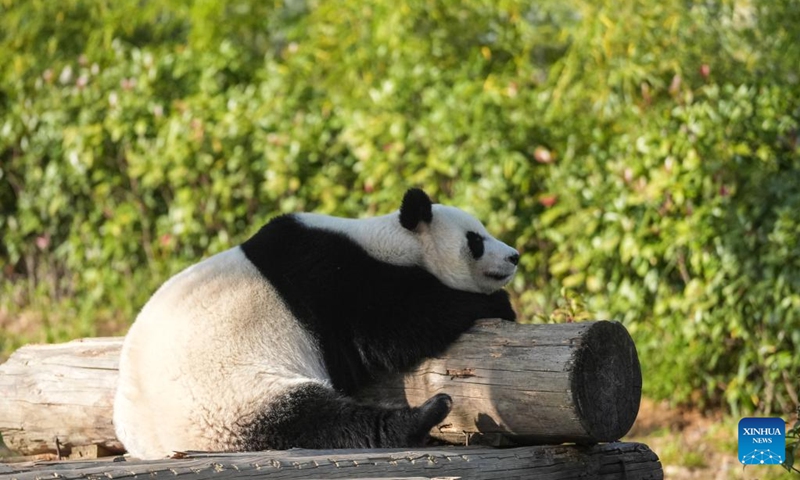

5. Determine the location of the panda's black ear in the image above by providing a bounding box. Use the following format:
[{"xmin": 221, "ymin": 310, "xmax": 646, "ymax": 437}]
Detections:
[{"xmin": 399, "ymin": 188, "xmax": 433, "ymax": 231}]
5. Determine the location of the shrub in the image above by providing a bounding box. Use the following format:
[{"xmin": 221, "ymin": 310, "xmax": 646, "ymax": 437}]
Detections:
[{"xmin": 1, "ymin": 0, "xmax": 798, "ymax": 414}]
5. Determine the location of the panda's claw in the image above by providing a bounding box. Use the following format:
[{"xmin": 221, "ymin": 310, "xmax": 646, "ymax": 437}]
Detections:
[{"xmin": 415, "ymin": 393, "xmax": 453, "ymax": 433}]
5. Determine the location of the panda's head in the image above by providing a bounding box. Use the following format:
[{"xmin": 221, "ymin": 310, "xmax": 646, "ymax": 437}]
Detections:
[{"xmin": 399, "ymin": 189, "xmax": 519, "ymax": 294}]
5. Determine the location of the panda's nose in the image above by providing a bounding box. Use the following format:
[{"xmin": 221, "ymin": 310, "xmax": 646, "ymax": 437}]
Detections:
[{"xmin": 507, "ymin": 253, "xmax": 520, "ymax": 266}]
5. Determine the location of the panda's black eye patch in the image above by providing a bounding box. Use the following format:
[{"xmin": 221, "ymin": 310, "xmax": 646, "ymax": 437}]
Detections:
[{"xmin": 466, "ymin": 231, "xmax": 484, "ymax": 259}]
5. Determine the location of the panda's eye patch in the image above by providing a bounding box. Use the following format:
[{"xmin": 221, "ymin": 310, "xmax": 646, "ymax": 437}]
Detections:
[{"xmin": 466, "ymin": 231, "xmax": 485, "ymax": 259}]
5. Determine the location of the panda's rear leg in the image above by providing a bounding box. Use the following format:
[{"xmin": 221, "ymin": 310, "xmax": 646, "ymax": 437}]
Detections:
[{"xmin": 241, "ymin": 383, "xmax": 452, "ymax": 450}]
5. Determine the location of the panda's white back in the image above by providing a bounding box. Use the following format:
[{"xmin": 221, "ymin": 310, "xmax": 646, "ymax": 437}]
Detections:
[{"xmin": 114, "ymin": 247, "xmax": 328, "ymax": 459}]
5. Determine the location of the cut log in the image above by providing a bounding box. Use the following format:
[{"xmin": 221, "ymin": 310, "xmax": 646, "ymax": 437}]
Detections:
[
  {"xmin": 0, "ymin": 320, "xmax": 642, "ymax": 456},
  {"xmin": 2, "ymin": 443, "xmax": 663, "ymax": 480},
  {"xmin": 0, "ymin": 337, "xmax": 123, "ymax": 457},
  {"xmin": 358, "ymin": 320, "xmax": 642, "ymax": 446}
]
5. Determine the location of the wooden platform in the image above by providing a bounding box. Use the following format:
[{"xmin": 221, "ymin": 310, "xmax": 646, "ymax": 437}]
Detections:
[
  {"xmin": 1, "ymin": 443, "xmax": 662, "ymax": 479},
  {"xmin": 0, "ymin": 323, "xmax": 657, "ymax": 478}
]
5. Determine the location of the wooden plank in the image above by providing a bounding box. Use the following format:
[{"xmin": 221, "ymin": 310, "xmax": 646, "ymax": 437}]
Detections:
[
  {"xmin": 2, "ymin": 443, "xmax": 662, "ymax": 480},
  {"xmin": 0, "ymin": 320, "xmax": 642, "ymax": 456}
]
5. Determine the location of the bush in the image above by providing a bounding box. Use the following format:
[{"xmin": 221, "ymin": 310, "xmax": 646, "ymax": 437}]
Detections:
[{"xmin": 1, "ymin": 0, "xmax": 798, "ymax": 415}]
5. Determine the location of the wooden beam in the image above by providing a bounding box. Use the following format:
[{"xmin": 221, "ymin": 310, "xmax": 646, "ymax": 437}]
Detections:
[
  {"xmin": 0, "ymin": 320, "xmax": 642, "ymax": 456},
  {"xmin": 2, "ymin": 443, "xmax": 663, "ymax": 480}
]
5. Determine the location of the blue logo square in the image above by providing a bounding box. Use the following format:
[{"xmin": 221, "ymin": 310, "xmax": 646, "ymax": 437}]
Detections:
[{"xmin": 738, "ymin": 417, "xmax": 785, "ymax": 465}]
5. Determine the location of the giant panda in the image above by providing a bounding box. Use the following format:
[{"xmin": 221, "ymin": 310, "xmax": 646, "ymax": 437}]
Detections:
[{"xmin": 114, "ymin": 188, "xmax": 519, "ymax": 459}]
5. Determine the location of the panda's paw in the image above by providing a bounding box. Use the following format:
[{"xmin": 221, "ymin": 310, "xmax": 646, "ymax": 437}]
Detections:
[
  {"xmin": 409, "ymin": 393, "xmax": 452, "ymax": 444},
  {"xmin": 419, "ymin": 393, "xmax": 453, "ymax": 425},
  {"xmin": 488, "ymin": 290, "xmax": 517, "ymax": 321}
]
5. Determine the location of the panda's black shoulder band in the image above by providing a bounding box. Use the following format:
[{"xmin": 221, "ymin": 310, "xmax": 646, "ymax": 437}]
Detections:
[{"xmin": 399, "ymin": 188, "xmax": 433, "ymax": 231}]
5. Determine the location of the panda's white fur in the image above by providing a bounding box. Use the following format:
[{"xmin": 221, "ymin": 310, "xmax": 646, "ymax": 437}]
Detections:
[
  {"xmin": 114, "ymin": 247, "xmax": 330, "ymax": 458},
  {"xmin": 114, "ymin": 189, "xmax": 517, "ymax": 459}
]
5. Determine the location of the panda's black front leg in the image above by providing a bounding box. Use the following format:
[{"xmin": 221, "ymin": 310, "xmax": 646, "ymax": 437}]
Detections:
[
  {"xmin": 331, "ymin": 285, "xmax": 516, "ymax": 393},
  {"xmin": 435, "ymin": 288, "xmax": 516, "ymax": 328},
  {"xmin": 420, "ymin": 288, "xmax": 516, "ymax": 355},
  {"xmin": 482, "ymin": 289, "xmax": 517, "ymax": 322},
  {"xmin": 376, "ymin": 288, "xmax": 514, "ymax": 370}
]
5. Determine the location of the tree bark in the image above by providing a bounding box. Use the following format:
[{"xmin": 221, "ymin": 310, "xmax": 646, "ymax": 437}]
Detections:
[{"xmin": 0, "ymin": 320, "xmax": 641, "ymax": 456}]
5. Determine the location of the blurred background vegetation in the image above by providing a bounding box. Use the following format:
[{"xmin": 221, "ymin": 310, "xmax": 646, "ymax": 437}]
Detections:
[{"xmin": 0, "ymin": 0, "xmax": 798, "ymax": 418}]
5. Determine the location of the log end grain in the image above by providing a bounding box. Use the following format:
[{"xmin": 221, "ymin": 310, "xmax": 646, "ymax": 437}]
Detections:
[{"xmin": 571, "ymin": 321, "xmax": 642, "ymax": 442}]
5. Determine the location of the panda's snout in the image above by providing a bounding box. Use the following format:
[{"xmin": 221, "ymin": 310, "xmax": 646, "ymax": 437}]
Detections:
[{"xmin": 506, "ymin": 252, "xmax": 520, "ymax": 266}]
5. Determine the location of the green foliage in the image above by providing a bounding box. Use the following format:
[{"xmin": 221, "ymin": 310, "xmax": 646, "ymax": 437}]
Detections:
[
  {"xmin": 1, "ymin": 0, "xmax": 798, "ymax": 414},
  {"xmin": 786, "ymin": 409, "xmax": 800, "ymax": 474}
]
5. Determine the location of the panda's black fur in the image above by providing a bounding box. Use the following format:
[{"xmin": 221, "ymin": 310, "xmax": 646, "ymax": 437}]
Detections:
[
  {"xmin": 114, "ymin": 189, "xmax": 518, "ymax": 458},
  {"xmin": 241, "ymin": 214, "xmax": 515, "ymax": 395},
  {"xmin": 241, "ymin": 383, "xmax": 455, "ymax": 450}
]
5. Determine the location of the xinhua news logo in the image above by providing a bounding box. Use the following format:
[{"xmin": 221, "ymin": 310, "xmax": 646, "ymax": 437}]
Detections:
[{"xmin": 738, "ymin": 417, "xmax": 785, "ymax": 465}]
